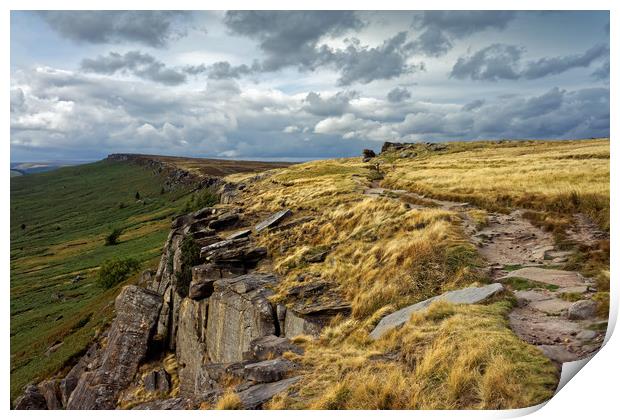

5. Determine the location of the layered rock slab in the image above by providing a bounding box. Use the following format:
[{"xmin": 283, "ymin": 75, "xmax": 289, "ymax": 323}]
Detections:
[{"xmin": 66, "ymin": 286, "xmax": 162, "ymax": 409}]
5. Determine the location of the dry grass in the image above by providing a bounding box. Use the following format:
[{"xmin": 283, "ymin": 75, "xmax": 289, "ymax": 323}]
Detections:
[
  {"xmin": 273, "ymin": 301, "xmax": 556, "ymax": 409},
  {"xmin": 214, "ymin": 390, "xmax": 243, "ymax": 410},
  {"xmin": 232, "ymin": 151, "xmax": 564, "ymax": 409},
  {"xmin": 380, "ymin": 139, "xmax": 609, "ymax": 231}
]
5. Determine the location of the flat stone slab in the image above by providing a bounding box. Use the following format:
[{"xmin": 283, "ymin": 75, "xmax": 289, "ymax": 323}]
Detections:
[
  {"xmin": 255, "ymin": 209, "xmax": 292, "ymax": 232},
  {"xmin": 369, "ymin": 283, "xmax": 504, "ymax": 340},
  {"xmin": 501, "ymin": 267, "xmax": 584, "ymax": 288},
  {"xmin": 226, "ymin": 229, "xmax": 252, "ymax": 240},
  {"xmin": 237, "ymin": 376, "xmax": 300, "ymax": 409},
  {"xmin": 529, "ymin": 298, "xmax": 572, "ymax": 315}
]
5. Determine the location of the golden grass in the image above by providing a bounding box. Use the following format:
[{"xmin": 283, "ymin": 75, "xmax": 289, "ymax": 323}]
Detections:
[
  {"xmin": 215, "ymin": 390, "xmax": 243, "ymax": 410},
  {"xmin": 273, "ymin": 301, "xmax": 556, "ymax": 409},
  {"xmin": 381, "ymin": 139, "xmax": 609, "ymax": 230},
  {"xmin": 230, "ymin": 140, "xmax": 605, "ymax": 409}
]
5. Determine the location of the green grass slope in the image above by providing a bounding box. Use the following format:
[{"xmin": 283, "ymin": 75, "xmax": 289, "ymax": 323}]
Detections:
[{"xmin": 10, "ymin": 160, "xmax": 192, "ymax": 401}]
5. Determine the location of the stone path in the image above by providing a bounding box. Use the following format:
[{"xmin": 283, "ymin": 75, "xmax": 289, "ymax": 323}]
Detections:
[{"xmin": 363, "ymin": 181, "xmax": 606, "ymax": 364}]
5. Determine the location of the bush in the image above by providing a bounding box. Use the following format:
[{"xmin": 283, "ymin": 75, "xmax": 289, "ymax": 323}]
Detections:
[
  {"xmin": 97, "ymin": 258, "xmax": 141, "ymax": 289},
  {"xmin": 135, "ymin": 191, "xmax": 141, "ymax": 200},
  {"xmin": 105, "ymin": 228, "xmax": 124, "ymax": 246},
  {"xmin": 175, "ymin": 235, "xmax": 202, "ymax": 297}
]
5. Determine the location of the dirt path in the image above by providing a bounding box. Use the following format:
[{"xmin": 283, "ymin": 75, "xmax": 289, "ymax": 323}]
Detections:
[{"xmin": 363, "ymin": 182, "xmax": 606, "ymax": 364}]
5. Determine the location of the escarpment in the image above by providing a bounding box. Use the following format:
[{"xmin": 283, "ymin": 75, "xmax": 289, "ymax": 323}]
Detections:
[{"xmin": 17, "ymin": 178, "xmax": 331, "ymax": 410}]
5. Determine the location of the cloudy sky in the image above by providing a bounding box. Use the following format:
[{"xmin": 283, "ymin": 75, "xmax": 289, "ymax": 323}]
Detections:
[{"xmin": 10, "ymin": 10, "xmax": 610, "ymax": 162}]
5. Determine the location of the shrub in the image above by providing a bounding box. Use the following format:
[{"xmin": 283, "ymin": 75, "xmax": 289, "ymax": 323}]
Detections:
[
  {"xmin": 105, "ymin": 228, "xmax": 124, "ymax": 246},
  {"xmin": 176, "ymin": 235, "xmax": 201, "ymax": 297},
  {"xmin": 135, "ymin": 191, "xmax": 141, "ymax": 200},
  {"xmin": 97, "ymin": 258, "xmax": 141, "ymax": 289}
]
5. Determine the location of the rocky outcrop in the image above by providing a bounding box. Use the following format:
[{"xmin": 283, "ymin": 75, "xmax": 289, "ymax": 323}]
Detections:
[
  {"xmin": 66, "ymin": 286, "xmax": 162, "ymax": 409},
  {"xmin": 106, "ymin": 154, "xmax": 221, "ymax": 192},
  {"xmin": 206, "ymin": 274, "xmax": 279, "ymax": 363},
  {"xmin": 14, "ymin": 385, "xmax": 47, "ymax": 409},
  {"xmin": 370, "ymin": 283, "xmax": 505, "ymax": 340}
]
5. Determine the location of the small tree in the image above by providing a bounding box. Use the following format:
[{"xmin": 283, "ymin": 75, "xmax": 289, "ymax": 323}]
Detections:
[
  {"xmin": 135, "ymin": 191, "xmax": 141, "ymax": 200},
  {"xmin": 20, "ymin": 223, "xmax": 26, "ymax": 230},
  {"xmin": 97, "ymin": 258, "xmax": 141, "ymax": 289},
  {"xmin": 105, "ymin": 228, "xmax": 123, "ymax": 246}
]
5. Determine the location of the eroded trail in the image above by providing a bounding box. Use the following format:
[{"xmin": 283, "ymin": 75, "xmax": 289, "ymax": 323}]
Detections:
[{"xmin": 363, "ymin": 181, "xmax": 605, "ymax": 364}]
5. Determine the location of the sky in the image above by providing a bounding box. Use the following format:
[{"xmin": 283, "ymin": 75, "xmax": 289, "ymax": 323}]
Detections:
[{"xmin": 10, "ymin": 10, "xmax": 610, "ymax": 162}]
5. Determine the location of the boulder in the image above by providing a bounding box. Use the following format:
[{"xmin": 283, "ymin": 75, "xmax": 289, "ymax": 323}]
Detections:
[
  {"xmin": 255, "ymin": 209, "xmax": 292, "ymax": 232},
  {"xmin": 369, "ymin": 283, "xmax": 504, "ymax": 340},
  {"xmin": 243, "ymin": 335, "xmax": 303, "ymax": 361},
  {"xmin": 66, "ymin": 286, "xmax": 162, "ymax": 409},
  {"xmin": 14, "ymin": 385, "xmax": 47, "ymax": 410},
  {"xmin": 568, "ymin": 300, "xmax": 598, "ymax": 320},
  {"xmin": 243, "ymin": 359, "xmax": 297, "ymax": 383},
  {"xmin": 206, "ymin": 274, "xmax": 279, "ymax": 363},
  {"xmin": 236, "ymin": 377, "xmax": 300, "ymax": 409},
  {"xmin": 143, "ymin": 368, "xmax": 171, "ymax": 394}
]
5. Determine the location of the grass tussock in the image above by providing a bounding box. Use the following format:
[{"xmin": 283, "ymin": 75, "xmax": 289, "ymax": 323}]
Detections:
[{"xmin": 215, "ymin": 390, "xmax": 243, "ymax": 410}]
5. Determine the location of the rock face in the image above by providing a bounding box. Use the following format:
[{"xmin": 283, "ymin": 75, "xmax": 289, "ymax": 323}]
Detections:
[
  {"xmin": 66, "ymin": 286, "xmax": 162, "ymax": 409},
  {"xmin": 176, "ymin": 298, "xmax": 210, "ymax": 396},
  {"xmin": 206, "ymin": 274, "xmax": 279, "ymax": 363},
  {"xmin": 143, "ymin": 368, "xmax": 171, "ymax": 394},
  {"xmin": 370, "ymin": 283, "xmax": 505, "ymax": 340}
]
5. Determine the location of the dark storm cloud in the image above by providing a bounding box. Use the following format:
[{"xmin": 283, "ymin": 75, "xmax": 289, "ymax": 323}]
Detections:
[
  {"xmin": 521, "ymin": 43, "xmax": 609, "ymax": 79},
  {"xmin": 387, "ymin": 87, "xmax": 412, "ymax": 103},
  {"xmin": 39, "ymin": 11, "xmax": 191, "ymax": 47},
  {"xmin": 408, "ymin": 11, "xmax": 516, "ymax": 56},
  {"xmin": 323, "ymin": 32, "xmax": 425, "ymax": 85},
  {"xmin": 451, "ymin": 44, "xmax": 523, "ymax": 81},
  {"xmin": 81, "ymin": 51, "xmax": 187, "ymax": 85},
  {"xmin": 462, "ymin": 99, "xmax": 484, "ymax": 111},
  {"xmin": 451, "ymin": 43, "xmax": 608, "ymax": 81},
  {"xmin": 223, "ymin": 11, "xmax": 422, "ymax": 85},
  {"xmin": 303, "ymin": 91, "xmax": 359, "ymax": 116},
  {"xmin": 224, "ymin": 11, "xmax": 363, "ymax": 71}
]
